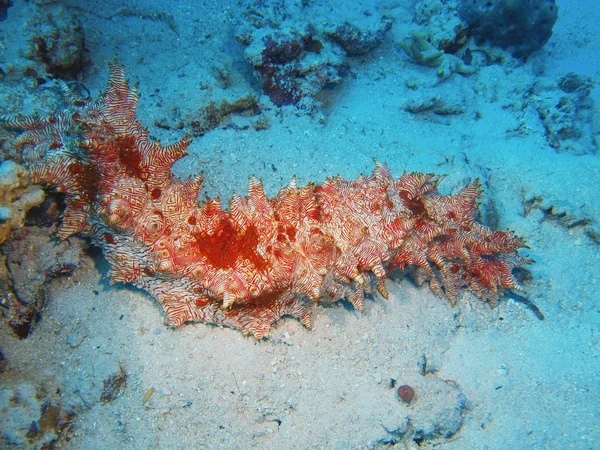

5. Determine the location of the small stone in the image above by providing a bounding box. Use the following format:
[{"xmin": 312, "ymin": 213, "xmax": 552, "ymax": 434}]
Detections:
[
  {"xmin": 397, "ymin": 385, "xmax": 415, "ymax": 404},
  {"xmin": 497, "ymin": 364, "xmax": 509, "ymax": 376}
]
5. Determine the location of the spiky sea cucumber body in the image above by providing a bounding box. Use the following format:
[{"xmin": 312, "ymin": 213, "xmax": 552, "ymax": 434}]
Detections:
[{"xmin": 1, "ymin": 63, "xmax": 527, "ymax": 338}]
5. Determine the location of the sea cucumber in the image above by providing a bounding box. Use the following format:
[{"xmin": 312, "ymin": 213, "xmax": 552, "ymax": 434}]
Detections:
[{"xmin": 0, "ymin": 62, "xmax": 528, "ymax": 338}]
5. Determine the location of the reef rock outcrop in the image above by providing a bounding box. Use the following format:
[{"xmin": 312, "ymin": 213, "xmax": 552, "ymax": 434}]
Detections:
[{"xmin": 458, "ymin": 0, "xmax": 558, "ymax": 59}]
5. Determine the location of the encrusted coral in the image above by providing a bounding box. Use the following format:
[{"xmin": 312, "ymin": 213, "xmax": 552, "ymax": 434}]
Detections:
[
  {"xmin": 0, "ymin": 160, "xmax": 45, "ymax": 244},
  {"xmin": 1, "ymin": 63, "xmax": 528, "ymax": 338}
]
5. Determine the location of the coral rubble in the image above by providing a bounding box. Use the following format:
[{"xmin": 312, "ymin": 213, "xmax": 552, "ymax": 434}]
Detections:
[{"xmin": 1, "ymin": 63, "xmax": 528, "ymax": 338}]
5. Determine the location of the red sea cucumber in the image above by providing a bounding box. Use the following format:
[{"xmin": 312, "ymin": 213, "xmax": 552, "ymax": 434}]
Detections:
[{"xmin": 0, "ymin": 62, "xmax": 528, "ymax": 338}]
